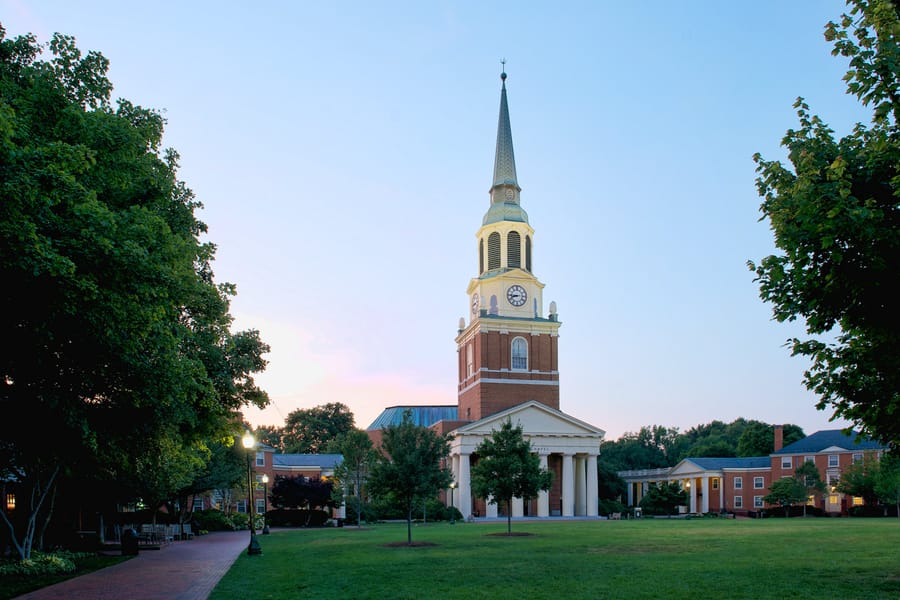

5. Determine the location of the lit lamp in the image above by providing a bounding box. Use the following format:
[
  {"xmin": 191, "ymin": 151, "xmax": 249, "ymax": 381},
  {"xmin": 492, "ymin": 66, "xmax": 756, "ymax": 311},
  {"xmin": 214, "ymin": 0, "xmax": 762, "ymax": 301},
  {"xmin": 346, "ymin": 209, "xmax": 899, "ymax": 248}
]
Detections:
[
  {"xmin": 241, "ymin": 431, "xmax": 262, "ymax": 555},
  {"xmin": 261, "ymin": 474, "xmax": 270, "ymax": 534},
  {"xmin": 6, "ymin": 493, "xmax": 14, "ymax": 512},
  {"xmin": 449, "ymin": 482, "xmax": 456, "ymax": 525}
]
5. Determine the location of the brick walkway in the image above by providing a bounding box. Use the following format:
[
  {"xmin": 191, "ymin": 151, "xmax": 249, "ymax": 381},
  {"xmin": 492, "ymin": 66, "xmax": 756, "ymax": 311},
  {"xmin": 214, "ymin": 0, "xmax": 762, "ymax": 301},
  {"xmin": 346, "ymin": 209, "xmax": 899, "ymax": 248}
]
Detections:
[{"xmin": 13, "ymin": 530, "xmax": 250, "ymax": 600}]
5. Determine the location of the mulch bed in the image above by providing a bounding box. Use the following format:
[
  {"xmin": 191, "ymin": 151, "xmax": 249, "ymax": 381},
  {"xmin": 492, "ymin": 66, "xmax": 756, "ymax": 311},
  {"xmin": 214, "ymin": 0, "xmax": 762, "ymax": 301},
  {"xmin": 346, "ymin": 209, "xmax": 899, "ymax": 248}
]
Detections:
[{"xmin": 382, "ymin": 541, "xmax": 439, "ymax": 547}]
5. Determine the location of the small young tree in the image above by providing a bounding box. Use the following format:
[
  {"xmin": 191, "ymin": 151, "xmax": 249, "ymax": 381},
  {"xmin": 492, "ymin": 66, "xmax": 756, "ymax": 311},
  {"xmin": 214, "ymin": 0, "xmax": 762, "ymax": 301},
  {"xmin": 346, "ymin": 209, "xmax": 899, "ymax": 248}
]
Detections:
[
  {"xmin": 874, "ymin": 453, "xmax": 900, "ymax": 518},
  {"xmin": 331, "ymin": 429, "xmax": 376, "ymax": 527},
  {"xmin": 470, "ymin": 420, "xmax": 552, "ymax": 534},
  {"xmin": 794, "ymin": 462, "xmax": 827, "ymax": 516},
  {"xmin": 367, "ymin": 411, "xmax": 451, "ymax": 545},
  {"xmin": 639, "ymin": 482, "xmax": 687, "ymax": 516},
  {"xmin": 764, "ymin": 477, "xmax": 808, "ymax": 517}
]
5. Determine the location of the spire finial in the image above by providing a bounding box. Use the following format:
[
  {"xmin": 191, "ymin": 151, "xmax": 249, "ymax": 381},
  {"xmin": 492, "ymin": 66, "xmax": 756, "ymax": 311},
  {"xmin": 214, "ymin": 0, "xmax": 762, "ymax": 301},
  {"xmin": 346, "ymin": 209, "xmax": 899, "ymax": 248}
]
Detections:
[{"xmin": 500, "ymin": 58, "xmax": 507, "ymax": 84}]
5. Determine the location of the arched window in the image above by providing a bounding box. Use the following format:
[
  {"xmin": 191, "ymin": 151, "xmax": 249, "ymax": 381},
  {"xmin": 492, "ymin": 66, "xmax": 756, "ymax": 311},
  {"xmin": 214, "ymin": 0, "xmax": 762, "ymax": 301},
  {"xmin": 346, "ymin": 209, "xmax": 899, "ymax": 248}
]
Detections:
[
  {"xmin": 479, "ymin": 238, "xmax": 484, "ymax": 274},
  {"xmin": 487, "ymin": 232, "xmax": 501, "ymax": 270},
  {"xmin": 507, "ymin": 231, "xmax": 521, "ymax": 268},
  {"xmin": 525, "ymin": 235, "xmax": 532, "ymax": 272},
  {"xmin": 466, "ymin": 343, "xmax": 474, "ymax": 377},
  {"xmin": 511, "ymin": 337, "xmax": 528, "ymax": 370}
]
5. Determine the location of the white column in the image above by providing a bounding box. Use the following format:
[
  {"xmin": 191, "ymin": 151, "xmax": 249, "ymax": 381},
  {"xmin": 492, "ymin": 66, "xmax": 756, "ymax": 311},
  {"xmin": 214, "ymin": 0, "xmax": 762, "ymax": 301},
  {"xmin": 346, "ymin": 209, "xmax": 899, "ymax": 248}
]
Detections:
[
  {"xmin": 627, "ymin": 481, "xmax": 634, "ymax": 507},
  {"xmin": 719, "ymin": 478, "xmax": 724, "ymax": 511},
  {"xmin": 701, "ymin": 476, "xmax": 710, "ymax": 513},
  {"xmin": 459, "ymin": 453, "xmax": 472, "ymax": 520},
  {"xmin": 562, "ymin": 453, "xmax": 575, "ymax": 517},
  {"xmin": 640, "ymin": 481, "xmax": 648, "ymax": 503},
  {"xmin": 486, "ymin": 498, "xmax": 498, "ymax": 518},
  {"xmin": 451, "ymin": 455, "xmax": 459, "ymax": 508},
  {"xmin": 586, "ymin": 454, "xmax": 598, "ymax": 516},
  {"xmin": 538, "ymin": 454, "xmax": 550, "ymax": 516},
  {"xmin": 512, "ymin": 497, "xmax": 524, "ymax": 517},
  {"xmin": 689, "ymin": 479, "xmax": 697, "ymax": 514},
  {"xmin": 574, "ymin": 456, "xmax": 586, "ymax": 515}
]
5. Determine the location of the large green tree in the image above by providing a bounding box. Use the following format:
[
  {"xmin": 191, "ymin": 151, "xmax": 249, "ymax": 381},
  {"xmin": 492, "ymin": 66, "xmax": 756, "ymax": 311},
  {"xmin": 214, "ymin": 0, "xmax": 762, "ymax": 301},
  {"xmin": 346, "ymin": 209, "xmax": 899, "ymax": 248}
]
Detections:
[
  {"xmin": 875, "ymin": 452, "xmax": 900, "ymax": 516},
  {"xmin": 750, "ymin": 0, "xmax": 900, "ymax": 448},
  {"xmin": 470, "ymin": 420, "xmax": 552, "ymax": 534},
  {"xmin": 794, "ymin": 462, "xmax": 827, "ymax": 516},
  {"xmin": 282, "ymin": 402, "xmax": 355, "ymax": 454},
  {"xmin": 0, "ymin": 28, "xmax": 269, "ymax": 559},
  {"xmin": 367, "ymin": 411, "xmax": 451, "ymax": 545},
  {"xmin": 837, "ymin": 456, "xmax": 881, "ymax": 505},
  {"xmin": 638, "ymin": 482, "xmax": 687, "ymax": 516}
]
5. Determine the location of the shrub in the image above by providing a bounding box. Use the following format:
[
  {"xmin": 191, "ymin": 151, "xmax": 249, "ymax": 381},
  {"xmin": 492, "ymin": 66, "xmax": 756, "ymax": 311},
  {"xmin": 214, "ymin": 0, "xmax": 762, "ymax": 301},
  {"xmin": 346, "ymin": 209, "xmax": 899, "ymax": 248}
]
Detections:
[
  {"xmin": 0, "ymin": 551, "xmax": 86, "ymax": 576},
  {"xmin": 193, "ymin": 509, "xmax": 237, "ymax": 531},
  {"xmin": 599, "ymin": 499, "xmax": 626, "ymax": 516},
  {"xmin": 266, "ymin": 508, "xmax": 330, "ymax": 527}
]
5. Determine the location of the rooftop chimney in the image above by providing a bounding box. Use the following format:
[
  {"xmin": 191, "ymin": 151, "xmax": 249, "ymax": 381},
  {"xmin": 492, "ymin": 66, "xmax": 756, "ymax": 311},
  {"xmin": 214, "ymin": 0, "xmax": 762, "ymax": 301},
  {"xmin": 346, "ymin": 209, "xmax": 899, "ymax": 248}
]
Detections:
[{"xmin": 774, "ymin": 425, "xmax": 784, "ymax": 452}]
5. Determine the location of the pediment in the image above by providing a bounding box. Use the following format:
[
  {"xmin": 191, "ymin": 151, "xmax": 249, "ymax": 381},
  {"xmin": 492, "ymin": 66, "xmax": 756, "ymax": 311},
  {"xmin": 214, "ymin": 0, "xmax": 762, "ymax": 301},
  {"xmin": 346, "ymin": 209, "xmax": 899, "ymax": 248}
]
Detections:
[
  {"xmin": 820, "ymin": 445, "xmax": 848, "ymax": 453},
  {"xmin": 669, "ymin": 459, "xmax": 708, "ymax": 477},
  {"xmin": 454, "ymin": 401, "xmax": 605, "ymax": 438}
]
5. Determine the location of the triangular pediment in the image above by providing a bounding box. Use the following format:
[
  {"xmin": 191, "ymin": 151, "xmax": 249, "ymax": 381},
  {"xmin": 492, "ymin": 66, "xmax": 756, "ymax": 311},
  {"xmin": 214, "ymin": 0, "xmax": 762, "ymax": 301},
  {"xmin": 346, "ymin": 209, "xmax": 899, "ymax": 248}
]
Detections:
[
  {"xmin": 454, "ymin": 401, "xmax": 604, "ymax": 438},
  {"xmin": 820, "ymin": 445, "xmax": 848, "ymax": 453},
  {"xmin": 669, "ymin": 460, "xmax": 707, "ymax": 477}
]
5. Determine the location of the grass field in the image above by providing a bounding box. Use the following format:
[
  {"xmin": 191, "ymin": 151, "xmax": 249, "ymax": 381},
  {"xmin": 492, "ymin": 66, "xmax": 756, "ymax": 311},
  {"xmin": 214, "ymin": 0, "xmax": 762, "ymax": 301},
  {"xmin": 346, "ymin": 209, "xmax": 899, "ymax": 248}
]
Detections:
[{"xmin": 209, "ymin": 518, "xmax": 900, "ymax": 599}]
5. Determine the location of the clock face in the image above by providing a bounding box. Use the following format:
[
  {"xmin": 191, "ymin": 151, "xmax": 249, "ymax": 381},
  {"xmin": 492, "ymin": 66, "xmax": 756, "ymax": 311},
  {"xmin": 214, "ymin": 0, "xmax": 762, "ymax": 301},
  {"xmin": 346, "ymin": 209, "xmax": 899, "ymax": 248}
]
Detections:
[
  {"xmin": 507, "ymin": 285, "xmax": 527, "ymax": 307},
  {"xmin": 471, "ymin": 293, "xmax": 480, "ymax": 314}
]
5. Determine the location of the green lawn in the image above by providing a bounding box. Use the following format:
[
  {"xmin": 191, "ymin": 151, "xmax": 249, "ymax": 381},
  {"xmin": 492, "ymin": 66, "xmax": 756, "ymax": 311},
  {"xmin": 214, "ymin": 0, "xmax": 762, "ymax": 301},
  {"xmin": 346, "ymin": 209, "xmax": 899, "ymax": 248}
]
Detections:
[{"xmin": 210, "ymin": 518, "xmax": 900, "ymax": 599}]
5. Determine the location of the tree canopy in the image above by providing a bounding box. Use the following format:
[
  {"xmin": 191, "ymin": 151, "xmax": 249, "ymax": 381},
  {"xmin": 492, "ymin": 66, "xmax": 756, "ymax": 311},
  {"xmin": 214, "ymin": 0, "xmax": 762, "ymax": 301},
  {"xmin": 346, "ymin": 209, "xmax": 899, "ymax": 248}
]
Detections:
[
  {"xmin": 330, "ymin": 429, "xmax": 376, "ymax": 526},
  {"xmin": 367, "ymin": 411, "xmax": 451, "ymax": 545},
  {"xmin": 750, "ymin": 0, "xmax": 900, "ymax": 448},
  {"xmin": 0, "ymin": 28, "xmax": 269, "ymax": 559},
  {"xmin": 470, "ymin": 420, "xmax": 552, "ymax": 534},
  {"xmin": 281, "ymin": 402, "xmax": 355, "ymax": 454}
]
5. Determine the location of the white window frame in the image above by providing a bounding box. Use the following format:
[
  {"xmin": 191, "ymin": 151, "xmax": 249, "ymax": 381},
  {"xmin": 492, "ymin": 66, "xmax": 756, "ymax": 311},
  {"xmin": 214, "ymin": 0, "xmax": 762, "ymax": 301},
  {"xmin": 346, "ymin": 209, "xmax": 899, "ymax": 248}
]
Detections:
[
  {"xmin": 511, "ymin": 336, "xmax": 528, "ymax": 371},
  {"xmin": 852, "ymin": 453, "xmax": 863, "ymax": 463},
  {"xmin": 734, "ymin": 495, "xmax": 743, "ymax": 508},
  {"xmin": 805, "ymin": 455, "xmax": 816, "ymax": 464},
  {"xmin": 753, "ymin": 477, "xmax": 764, "ymax": 489},
  {"xmin": 712, "ymin": 478, "xmax": 719, "ymax": 490},
  {"xmin": 237, "ymin": 499, "xmax": 248, "ymax": 514},
  {"xmin": 192, "ymin": 496, "xmax": 204, "ymax": 511},
  {"xmin": 828, "ymin": 454, "xmax": 839, "ymax": 468},
  {"xmin": 753, "ymin": 496, "xmax": 764, "ymax": 508},
  {"xmin": 255, "ymin": 452, "xmax": 265, "ymax": 467},
  {"xmin": 734, "ymin": 476, "xmax": 742, "ymax": 490},
  {"xmin": 255, "ymin": 498, "xmax": 266, "ymax": 514},
  {"xmin": 466, "ymin": 343, "xmax": 474, "ymax": 378},
  {"xmin": 781, "ymin": 456, "xmax": 792, "ymax": 469}
]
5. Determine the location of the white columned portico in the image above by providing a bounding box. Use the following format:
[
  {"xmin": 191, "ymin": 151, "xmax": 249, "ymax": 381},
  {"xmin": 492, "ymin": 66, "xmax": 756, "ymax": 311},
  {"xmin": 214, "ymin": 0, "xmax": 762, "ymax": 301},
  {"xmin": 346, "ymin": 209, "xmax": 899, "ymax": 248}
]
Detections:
[
  {"xmin": 562, "ymin": 453, "xmax": 575, "ymax": 517},
  {"xmin": 575, "ymin": 456, "xmax": 586, "ymax": 515},
  {"xmin": 538, "ymin": 454, "xmax": 550, "ymax": 516},
  {"xmin": 701, "ymin": 476, "xmax": 709, "ymax": 513},
  {"xmin": 512, "ymin": 497, "xmax": 524, "ymax": 517},
  {"xmin": 719, "ymin": 478, "xmax": 724, "ymax": 510},
  {"xmin": 689, "ymin": 478, "xmax": 697, "ymax": 514},
  {"xmin": 586, "ymin": 454, "xmax": 598, "ymax": 516},
  {"xmin": 458, "ymin": 453, "xmax": 472, "ymax": 519}
]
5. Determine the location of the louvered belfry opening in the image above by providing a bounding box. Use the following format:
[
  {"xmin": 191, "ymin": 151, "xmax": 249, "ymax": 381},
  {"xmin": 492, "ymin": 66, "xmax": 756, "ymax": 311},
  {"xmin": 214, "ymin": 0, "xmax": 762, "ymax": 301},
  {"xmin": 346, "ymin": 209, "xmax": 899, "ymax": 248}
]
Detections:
[
  {"xmin": 525, "ymin": 235, "xmax": 532, "ymax": 272},
  {"xmin": 507, "ymin": 231, "xmax": 521, "ymax": 268},
  {"xmin": 487, "ymin": 232, "xmax": 501, "ymax": 270}
]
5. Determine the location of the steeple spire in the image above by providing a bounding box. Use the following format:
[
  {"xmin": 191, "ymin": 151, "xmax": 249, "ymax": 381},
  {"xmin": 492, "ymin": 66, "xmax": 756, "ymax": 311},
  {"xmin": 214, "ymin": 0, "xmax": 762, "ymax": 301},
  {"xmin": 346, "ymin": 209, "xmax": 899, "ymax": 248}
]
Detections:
[
  {"xmin": 483, "ymin": 65, "xmax": 528, "ymax": 225},
  {"xmin": 492, "ymin": 66, "xmax": 518, "ymax": 191}
]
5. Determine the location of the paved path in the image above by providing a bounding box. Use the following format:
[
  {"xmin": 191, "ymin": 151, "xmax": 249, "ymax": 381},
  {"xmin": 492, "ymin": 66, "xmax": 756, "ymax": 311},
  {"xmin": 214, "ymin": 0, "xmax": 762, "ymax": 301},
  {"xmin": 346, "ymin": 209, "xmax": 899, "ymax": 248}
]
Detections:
[{"xmin": 14, "ymin": 530, "xmax": 250, "ymax": 600}]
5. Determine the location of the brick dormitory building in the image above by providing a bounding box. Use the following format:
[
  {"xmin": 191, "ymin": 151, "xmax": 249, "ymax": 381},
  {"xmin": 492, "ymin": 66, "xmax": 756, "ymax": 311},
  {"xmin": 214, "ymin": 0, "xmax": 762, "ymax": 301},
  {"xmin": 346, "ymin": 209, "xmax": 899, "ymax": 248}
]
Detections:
[{"xmin": 618, "ymin": 426, "xmax": 887, "ymax": 516}]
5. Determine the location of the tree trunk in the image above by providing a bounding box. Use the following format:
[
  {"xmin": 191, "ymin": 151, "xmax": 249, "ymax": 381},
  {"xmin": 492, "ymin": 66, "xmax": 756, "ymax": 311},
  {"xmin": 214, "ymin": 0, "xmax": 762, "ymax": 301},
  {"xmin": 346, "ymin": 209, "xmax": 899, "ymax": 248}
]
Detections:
[{"xmin": 406, "ymin": 506, "xmax": 413, "ymax": 545}]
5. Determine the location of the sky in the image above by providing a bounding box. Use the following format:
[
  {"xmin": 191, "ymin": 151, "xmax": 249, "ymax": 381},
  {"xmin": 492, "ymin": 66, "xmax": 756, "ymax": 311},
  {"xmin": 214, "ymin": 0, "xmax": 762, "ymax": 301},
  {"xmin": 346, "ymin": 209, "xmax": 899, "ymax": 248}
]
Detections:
[{"xmin": 2, "ymin": 1, "xmax": 868, "ymax": 440}]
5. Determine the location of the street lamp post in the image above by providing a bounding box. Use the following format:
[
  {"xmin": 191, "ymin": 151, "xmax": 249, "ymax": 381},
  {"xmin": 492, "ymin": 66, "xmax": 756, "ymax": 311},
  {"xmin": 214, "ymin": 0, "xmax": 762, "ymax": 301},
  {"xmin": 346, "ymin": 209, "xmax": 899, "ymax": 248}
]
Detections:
[
  {"xmin": 449, "ymin": 482, "xmax": 457, "ymax": 525},
  {"xmin": 261, "ymin": 474, "xmax": 270, "ymax": 534},
  {"xmin": 242, "ymin": 431, "xmax": 262, "ymax": 555}
]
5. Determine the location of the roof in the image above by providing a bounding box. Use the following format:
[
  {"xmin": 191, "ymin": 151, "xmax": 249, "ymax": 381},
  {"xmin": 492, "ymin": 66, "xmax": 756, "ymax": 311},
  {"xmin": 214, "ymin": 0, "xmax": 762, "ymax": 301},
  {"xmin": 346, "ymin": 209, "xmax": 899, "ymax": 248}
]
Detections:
[
  {"xmin": 366, "ymin": 405, "xmax": 459, "ymax": 430},
  {"xmin": 273, "ymin": 454, "xmax": 343, "ymax": 469},
  {"xmin": 686, "ymin": 457, "xmax": 771, "ymax": 470},
  {"xmin": 774, "ymin": 429, "xmax": 885, "ymax": 455}
]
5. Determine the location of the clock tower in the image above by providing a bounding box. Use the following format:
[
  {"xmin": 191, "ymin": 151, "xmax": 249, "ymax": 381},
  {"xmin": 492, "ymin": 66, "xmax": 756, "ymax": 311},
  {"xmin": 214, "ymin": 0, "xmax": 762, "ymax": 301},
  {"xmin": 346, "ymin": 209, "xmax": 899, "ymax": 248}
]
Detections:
[{"xmin": 456, "ymin": 70, "xmax": 561, "ymax": 422}]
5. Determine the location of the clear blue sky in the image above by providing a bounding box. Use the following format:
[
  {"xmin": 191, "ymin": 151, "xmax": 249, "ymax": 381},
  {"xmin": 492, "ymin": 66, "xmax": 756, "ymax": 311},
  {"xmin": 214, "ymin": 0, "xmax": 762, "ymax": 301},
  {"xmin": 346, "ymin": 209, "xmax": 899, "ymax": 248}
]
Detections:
[{"xmin": 3, "ymin": 1, "xmax": 866, "ymax": 439}]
